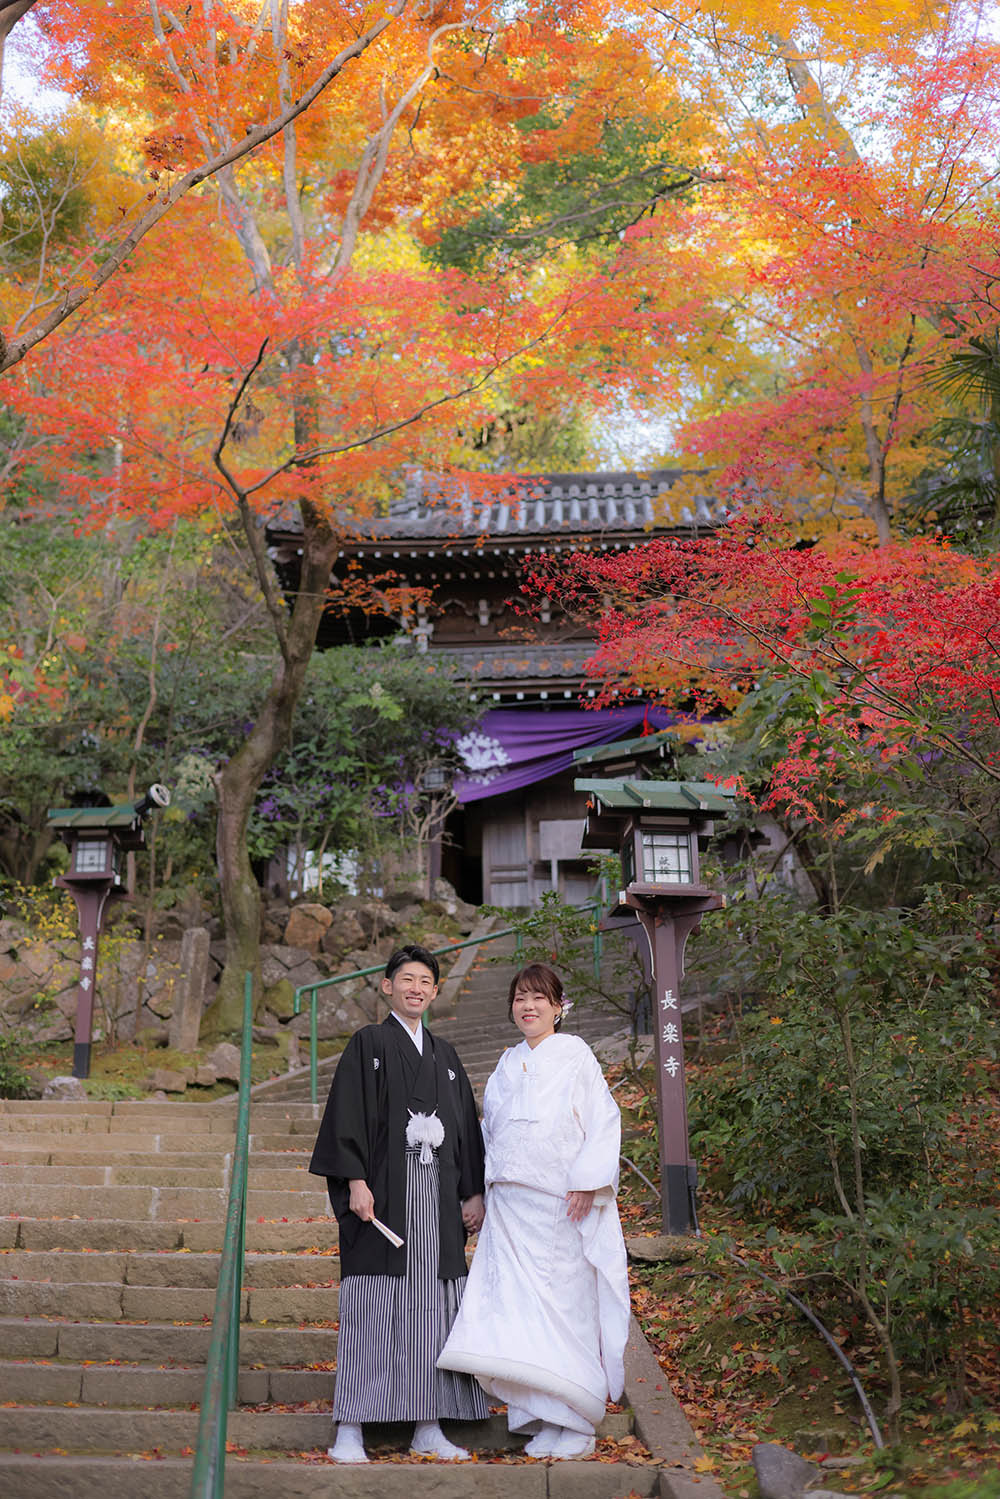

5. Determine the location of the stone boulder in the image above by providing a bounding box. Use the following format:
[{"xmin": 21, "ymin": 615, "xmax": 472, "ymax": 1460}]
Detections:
[
  {"xmin": 205, "ymin": 1041, "xmax": 241, "ymax": 1083},
  {"xmin": 42, "ymin": 1075, "xmax": 87, "ymax": 1100},
  {"xmin": 261, "ymin": 905, "xmax": 291, "ymax": 944},
  {"xmin": 263, "ymin": 978, "xmax": 296, "ymax": 1020},
  {"xmin": 34, "ymin": 1015, "xmax": 73, "ymax": 1043},
  {"xmin": 288, "ymin": 977, "xmax": 380, "ymax": 1040},
  {"xmin": 284, "ymin": 903, "xmax": 333, "ymax": 953},
  {"xmin": 147, "ymin": 1068, "xmax": 188, "ymax": 1094},
  {"xmin": 261, "ymin": 945, "xmax": 326, "ymax": 993},
  {"xmin": 0, "ymin": 916, "xmax": 23, "ymax": 949},
  {"xmin": 385, "ymin": 880, "xmax": 425, "ymax": 910},
  {"xmin": 752, "ymin": 1444, "xmax": 821, "ymax": 1499},
  {"xmin": 336, "ymin": 896, "xmax": 401, "ymax": 942},
  {"xmin": 320, "ymin": 908, "xmax": 367, "ymax": 960},
  {"xmin": 624, "ymin": 1234, "xmax": 700, "ymax": 1265},
  {"xmin": 429, "ymin": 878, "xmax": 480, "ymax": 931}
]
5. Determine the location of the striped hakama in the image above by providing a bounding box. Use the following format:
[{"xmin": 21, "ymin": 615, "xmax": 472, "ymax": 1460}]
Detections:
[{"xmin": 333, "ymin": 1146, "xmax": 490, "ymax": 1424}]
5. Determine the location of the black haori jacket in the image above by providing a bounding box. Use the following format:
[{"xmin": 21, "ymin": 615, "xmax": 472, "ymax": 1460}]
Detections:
[{"xmin": 308, "ymin": 1016, "xmax": 485, "ymax": 1279}]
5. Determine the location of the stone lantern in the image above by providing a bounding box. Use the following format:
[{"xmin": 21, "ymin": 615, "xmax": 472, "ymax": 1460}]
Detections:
[
  {"xmin": 46, "ymin": 786, "xmax": 170, "ymax": 1078},
  {"xmin": 575, "ymin": 777, "xmax": 736, "ymax": 1235}
]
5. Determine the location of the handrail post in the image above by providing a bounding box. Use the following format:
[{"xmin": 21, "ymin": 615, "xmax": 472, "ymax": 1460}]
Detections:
[
  {"xmin": 310, "ymin": 988, "xmax": 318, "ymax": 1107},
  {"xmin": 189, "ymin": 971, "xmax": 254, "ymax": 1497},
  {"xmin": 227, "ymin": 971, "xmax": 252, "ymax": 1408}
]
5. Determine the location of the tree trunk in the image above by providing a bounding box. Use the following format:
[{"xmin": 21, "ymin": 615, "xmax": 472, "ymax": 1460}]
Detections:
[{"xmin": 202, "ymin": 497, "xmax": 337, "ymax": 1035}]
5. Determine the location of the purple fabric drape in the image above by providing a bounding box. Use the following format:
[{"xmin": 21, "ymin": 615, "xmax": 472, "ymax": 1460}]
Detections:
[{"xmin": 454, "ymin": 706, "xmax": 678, "ymax": 803}]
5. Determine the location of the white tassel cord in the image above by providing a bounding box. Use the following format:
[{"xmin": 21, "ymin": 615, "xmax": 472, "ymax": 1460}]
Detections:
[{"xmin": 406, "ymin": 1110, "xmax": 444, "ymax": 1164}]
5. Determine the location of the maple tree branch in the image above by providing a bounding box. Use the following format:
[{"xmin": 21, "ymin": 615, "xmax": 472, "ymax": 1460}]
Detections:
[
  {"xmin": 0, "ymin": 1, "xmax": 407, "ymax": 376},
  {"xmin": 233, "ymin": 296, "xmax": 587, "ymax": 499},
  {"xmin": 212, "ymin": 339, "xmax": 291, "ymax": 658},
  {"xmin": 0, "ymin": 0, "xmax": 34, "ymax": 110},
  {"xmin": 273, "ymin": 0, "xmax": 306, "ymax": 273}
]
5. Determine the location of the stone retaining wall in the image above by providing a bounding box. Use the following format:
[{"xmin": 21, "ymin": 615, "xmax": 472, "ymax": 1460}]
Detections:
[{"xmin": 0, "ymin": 880, "xmax": 480, "ymax": 1049}]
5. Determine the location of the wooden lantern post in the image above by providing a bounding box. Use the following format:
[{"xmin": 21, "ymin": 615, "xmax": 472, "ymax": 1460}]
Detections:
[
  {"xmin": 46, "ymin": 786, "xmax": 170, "ymax": 1079},
  {"xmin": 575, "ymin": 777, "xmax": 736, "ymax": 1236}
]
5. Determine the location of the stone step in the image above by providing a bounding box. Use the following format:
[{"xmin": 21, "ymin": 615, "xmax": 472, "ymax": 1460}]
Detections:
[
  {"xmin": 0, "ymin": 1162, "xmax": 226, "ymax": 1188},
  {"xmin": 0, "ymin": 1119, "xmax": 237, "ymax": 1141},
  {"xmin": 0, "ymin": 1139, "xmax": 313, "ymax": 1163},
  {"xmin": 0, "ymin": 1277, "xmax": 341, "ymax": 1323},
  {"xmin": 0, "ymin": 1108, "xmax": 239, "ymax": 1128},
  {"xmin": 0, "ymin": 1249, "xmax": 340, "ymax": 1288},
  {"xmin": 0, "ymin": 1277, "xmax": 236, "ymax": 1322},
  {"xmin": 0, "ymin": 1315, "xmax": 337, "ymax": 1365},
  {"xmin": 0, "ymin": 1359, "xmax": 332, "ymax": 1407},
  {"xmin": 0, "ymin": 1404, "xmax": 632, "ymax": 1458},
  {"xmin": 0, "ymin": 1184, "xmax": 330, "ymax": 1219},
  {"xmin": 0, "ymin": 1145, "xmax": 241, "ymax": 1169},
  {"xmin": 0, "ymin": 1452, "xmax": 658, "ymax": 1499},
  {"xmin": 0, "ymin": 1134, "xmax": 237, "ymax": 1158},
  {"xmin": 252, "ymin": 1133, "xmax": 318, "ymax": 1151},
  {"xmin": 3, "ymin": 1217, "xmax": 337, "ymax": 1253}
]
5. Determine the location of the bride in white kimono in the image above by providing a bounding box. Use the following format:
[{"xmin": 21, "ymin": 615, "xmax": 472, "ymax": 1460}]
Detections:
[{"xmin": 437, "ymin": 962, "xmax": 630, "ymax": 1459}]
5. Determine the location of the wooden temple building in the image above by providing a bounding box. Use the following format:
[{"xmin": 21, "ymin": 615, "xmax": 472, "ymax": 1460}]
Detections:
[{"xmin": 267, "ymin": 469, "xmax": 724, "ymax": 907}]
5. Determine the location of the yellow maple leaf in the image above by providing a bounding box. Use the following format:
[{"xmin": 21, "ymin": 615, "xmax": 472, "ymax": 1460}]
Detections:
[{"xmin": 694, "ymin": 1455, "xmax": 716, "ymax": 1472}]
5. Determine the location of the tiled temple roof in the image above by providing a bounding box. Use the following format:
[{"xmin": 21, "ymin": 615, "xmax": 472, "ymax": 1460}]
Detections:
[
  {"xmin": 371, "ymin": 469, "xmax": 719, "ymax": 540},
  {"xmin": 267, "ymin": 469, "xmax": 721, "ymax": 550}
]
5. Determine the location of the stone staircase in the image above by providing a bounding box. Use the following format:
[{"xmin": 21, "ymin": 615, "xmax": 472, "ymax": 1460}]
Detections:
[{"xmin": 0, "ymin": 1094, "xmax": 662, "ymax": 1498}]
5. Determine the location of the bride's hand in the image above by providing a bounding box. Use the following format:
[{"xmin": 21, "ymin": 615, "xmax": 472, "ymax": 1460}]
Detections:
[{"xmin": 565, "ymin": 1189, "xmax": 595, "ymax": 1223}]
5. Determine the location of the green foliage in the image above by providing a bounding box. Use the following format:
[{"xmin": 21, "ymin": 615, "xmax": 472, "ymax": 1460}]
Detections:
[
  {"xmin": 692, "ymin": 888, "xmax": 997, "ymax": 1213},
  {"xmin": 677, "ymin": 666, "xmax": 1000, "ymax": 906},
  {"xmin": 691, "ymin": 885, "xmax": 1000, "ymax": 1411},
  {"xmin": 783, "ymin": 1193, "xmax": 1000, "ymax": 1382},
  {"xmin": 0, "ymin": 122, "xmax": 99, "ymax": 272},
  {"xmin": 0, "ymin": 1035, "xmax": 34, "ymax": 1099},
  {"xmin": 249, "ymin": 641, "xmax": 483, "ymax": 892},
  {"xmin": 428, "ymin": 112, "xmax": 695, "ymax": 274},
  {"xmin": 82, "ymin": 1078, "xmax": 146, "ymax": 1101}
]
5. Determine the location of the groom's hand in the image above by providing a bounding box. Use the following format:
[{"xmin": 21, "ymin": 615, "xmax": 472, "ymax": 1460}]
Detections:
[
  {"xmin": 461, "ymin": 1193, "xmax": 485, "ymax": 1232},
  {"xmin": 349, "ymin": 1178, "xmax": 375, "ymax": 1221}
]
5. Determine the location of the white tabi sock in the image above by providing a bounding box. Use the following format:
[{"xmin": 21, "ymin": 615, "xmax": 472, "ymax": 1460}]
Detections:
[
  {"xmin": 328, "ymin": 1421, "xmax": 369, "ymax": 1463},
  {"xmin": 548, "ymin": 1425, "xmax": 596, "ymax": 1459},
  {"xmin": 410, "ymin": 1420, "xmax": 470, "ymax": 1460},
  {"xmin": 523, "ymin": 1423, "xmax": 562, "ymax": 1456}
]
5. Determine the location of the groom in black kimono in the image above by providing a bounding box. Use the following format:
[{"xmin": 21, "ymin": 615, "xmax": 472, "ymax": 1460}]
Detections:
[{"xmin": 309, "ymin": 943, "xmax": 487, "ymax": 1464}]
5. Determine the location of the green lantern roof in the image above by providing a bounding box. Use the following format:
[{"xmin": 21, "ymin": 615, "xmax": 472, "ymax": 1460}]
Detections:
[
  {"xmin": 571, "ymin": 729, "xmax": 677, "ymax": 767},
  {"xmin": 573, "ymin": 778, "xmax": 736, "ymax": 814},
  {"xmin": 46, "ymin": 805, "xmax": 143, "ymax": 831}
]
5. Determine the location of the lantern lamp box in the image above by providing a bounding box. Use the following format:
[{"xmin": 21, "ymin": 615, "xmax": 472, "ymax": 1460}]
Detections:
[
  {"xmin": 47, "ymin": 803, "xmax": 150, "ymax": 884},
  {"xmin": 575, "ymin": 778, "xmax": 737, "ymax": 902}
]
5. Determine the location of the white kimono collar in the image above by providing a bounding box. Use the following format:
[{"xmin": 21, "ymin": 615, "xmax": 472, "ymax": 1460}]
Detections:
[{"xmin": 390, "ymin": 1010, "xmax": 424, "ymax": 1054}]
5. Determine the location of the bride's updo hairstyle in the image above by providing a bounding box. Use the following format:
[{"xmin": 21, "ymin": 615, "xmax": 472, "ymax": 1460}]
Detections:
[{"xmin": 507, "ymin": 963, "xmax": 565, "ymax": 1030}]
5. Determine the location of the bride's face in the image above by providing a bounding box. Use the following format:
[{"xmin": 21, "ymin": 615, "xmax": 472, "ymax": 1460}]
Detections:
[{"xmin": 511, "ymin": 985, "xmax": 561, "ymax": 1048}]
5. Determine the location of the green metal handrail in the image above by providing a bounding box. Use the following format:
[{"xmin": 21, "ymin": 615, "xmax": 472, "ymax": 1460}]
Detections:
[
  {"xmin": 190, "ymin": 971, "xmax": 253, "ymax": 1498},
  {"xmin": 293, "ymin": 902, "xmax": 605, "ymax": 1106}
]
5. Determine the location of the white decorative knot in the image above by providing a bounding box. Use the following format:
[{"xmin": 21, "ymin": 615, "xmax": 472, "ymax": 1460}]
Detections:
[
  {"xmin": 373, "ymin": 1058, "xmax": 380, "ymax": 1069},
  {"xmin": 406, "ymin": 1110, "xmax": 444, "ymax": 1164},
  {"xmin": 448, "ymin": 1068, "xmax": 456, "ymax": 1081}
]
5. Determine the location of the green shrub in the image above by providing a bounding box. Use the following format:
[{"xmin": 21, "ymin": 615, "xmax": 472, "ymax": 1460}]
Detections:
[{"xmin": 0, "ymin": 1035, "xmax": 35, "ymax": 1099}]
